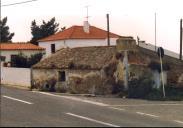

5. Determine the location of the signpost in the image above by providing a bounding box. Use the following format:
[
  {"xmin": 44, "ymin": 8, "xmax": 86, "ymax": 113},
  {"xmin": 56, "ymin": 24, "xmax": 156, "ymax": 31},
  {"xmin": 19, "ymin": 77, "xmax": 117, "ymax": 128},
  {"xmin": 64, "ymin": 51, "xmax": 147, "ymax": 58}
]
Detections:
[{"xmin": 157, "ymin": 47, "xmax": 166, "ymax": 98}]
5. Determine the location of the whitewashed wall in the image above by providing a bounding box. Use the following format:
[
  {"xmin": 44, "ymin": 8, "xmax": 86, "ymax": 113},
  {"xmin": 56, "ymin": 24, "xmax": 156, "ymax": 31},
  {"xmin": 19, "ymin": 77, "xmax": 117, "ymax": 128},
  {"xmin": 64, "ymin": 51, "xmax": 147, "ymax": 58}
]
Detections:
[
  {"xmin": 153, "ymin": 70, "xmax": 167, "ymax": 89},
  {"xmin": 39, "ymin": 38, "xmax": 118, "ymax": 57},
  {"xmin": 139, "ymin": 42, "xmax": 182, "ymax": 59},
  {"xmin": 1, "ymin": 67, "xmax": 31, "ymax": 88},
  {"xmin": 1, "ymin": 50, "xmax": 44, "ymax": 62}
]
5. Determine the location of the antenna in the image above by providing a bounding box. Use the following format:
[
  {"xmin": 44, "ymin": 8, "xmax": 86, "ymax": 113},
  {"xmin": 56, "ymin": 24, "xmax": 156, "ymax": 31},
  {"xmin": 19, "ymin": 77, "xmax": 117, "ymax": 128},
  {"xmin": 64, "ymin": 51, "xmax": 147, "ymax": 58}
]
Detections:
[
  {"xmin": 155, "ymin": 12, "xmax": 157, "ymax": 51},
  {"xmin": 85, "ymin": 5, "xmax": 90, "ymax": 21}
]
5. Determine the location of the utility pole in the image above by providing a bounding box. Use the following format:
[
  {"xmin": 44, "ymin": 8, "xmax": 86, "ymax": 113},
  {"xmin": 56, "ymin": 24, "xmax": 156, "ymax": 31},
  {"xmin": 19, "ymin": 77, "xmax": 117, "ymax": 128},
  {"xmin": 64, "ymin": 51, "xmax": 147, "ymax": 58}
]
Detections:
[
  {"xmin": 106, "ymin": 14, "xmax": 110, "ymax": 46},
  {"xmin": 85, "ymin": 5, "xmax": 90, "ymax": 22},
  {"xmin": 180, "ymin": 19, "xmax": 182, "ymax": 60},
  {"xmin": 155, "ymin": 13, "xmax": 157, "ymax": 51}
]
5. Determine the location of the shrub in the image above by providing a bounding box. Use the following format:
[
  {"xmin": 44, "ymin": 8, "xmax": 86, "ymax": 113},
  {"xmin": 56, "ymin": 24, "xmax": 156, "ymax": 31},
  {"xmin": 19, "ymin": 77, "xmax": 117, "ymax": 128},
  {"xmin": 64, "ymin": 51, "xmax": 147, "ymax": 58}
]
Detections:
[
  {"xmin": 145, "ymin": 85, "xmax": 183, "ymax": 101},
  {"xmin": 148, "ymin": 61, "xmax": 170, "ymax": 73},
  {"xmin": 11, "ymin": 53, "xmax": 28, "ymax": 68},
  {"xmin": 128, "ymin": 70, "xmax": 154, "ymax": 98},
  {"xmin": 27, "ymin": 53, "xmax": 43, "ymax": 67},
  {"xmin": 11, "ymin": 53, "xmax": 43, "ymax": 68},
  {"xmin": 128, "ymin": 77, "xmax": 154, "ymax": 98}
]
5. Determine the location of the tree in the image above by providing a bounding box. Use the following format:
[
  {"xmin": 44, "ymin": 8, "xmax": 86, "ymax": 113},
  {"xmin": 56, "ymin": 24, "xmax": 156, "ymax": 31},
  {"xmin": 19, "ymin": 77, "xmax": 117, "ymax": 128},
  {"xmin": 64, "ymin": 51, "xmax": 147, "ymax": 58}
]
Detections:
[
  {"xmin": 30, "ymin": 17, "xmax": 59, "ymax": 45},
  {"xmin": 0, "ymin": 17, "xmax": 15, "ymax": 42}
]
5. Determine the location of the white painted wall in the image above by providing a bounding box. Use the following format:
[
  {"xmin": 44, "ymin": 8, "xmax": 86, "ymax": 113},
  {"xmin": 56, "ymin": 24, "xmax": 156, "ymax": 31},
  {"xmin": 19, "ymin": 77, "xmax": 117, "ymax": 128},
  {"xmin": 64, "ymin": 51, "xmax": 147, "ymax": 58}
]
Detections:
[
  {"xmin": 39, "ymin": 38, "xmax": 118, "ymax": 57},
  {"xmin": 153, "ymin": 70, "xmax": 167, "ymax": 89},
  {"xmin": 139, "ymin": 42, "xmax": 182, "ymax": 59},
  {"xmin": 1, "ymin": 67, "xmax": 31, "ymax": 87},
  {"xmin": 0, "ymin": 50, "xmax": 45, "ymax": 62}
]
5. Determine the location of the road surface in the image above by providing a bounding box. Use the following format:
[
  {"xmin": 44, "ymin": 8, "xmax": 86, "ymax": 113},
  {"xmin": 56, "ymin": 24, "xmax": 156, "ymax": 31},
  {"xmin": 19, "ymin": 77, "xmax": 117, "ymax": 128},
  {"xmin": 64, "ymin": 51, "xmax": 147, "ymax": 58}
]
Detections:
[{"xmin": 1, "ymin": 86, "xmax": 183, "ymax": 127}]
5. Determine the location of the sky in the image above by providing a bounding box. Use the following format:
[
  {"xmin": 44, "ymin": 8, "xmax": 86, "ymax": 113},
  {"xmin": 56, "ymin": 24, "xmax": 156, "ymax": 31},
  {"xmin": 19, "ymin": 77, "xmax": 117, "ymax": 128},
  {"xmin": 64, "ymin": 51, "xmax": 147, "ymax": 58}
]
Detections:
[{"xmin": 1, "ymin": 0, "xmax": 183, "ymax": 53}]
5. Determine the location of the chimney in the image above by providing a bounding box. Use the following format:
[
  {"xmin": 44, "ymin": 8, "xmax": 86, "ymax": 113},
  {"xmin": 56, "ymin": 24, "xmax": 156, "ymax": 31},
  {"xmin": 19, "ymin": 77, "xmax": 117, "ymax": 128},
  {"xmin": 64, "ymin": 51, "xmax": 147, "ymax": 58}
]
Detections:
[{"xmin": 83, "ymin": 21, "xmax": 90, "ymax": 33}]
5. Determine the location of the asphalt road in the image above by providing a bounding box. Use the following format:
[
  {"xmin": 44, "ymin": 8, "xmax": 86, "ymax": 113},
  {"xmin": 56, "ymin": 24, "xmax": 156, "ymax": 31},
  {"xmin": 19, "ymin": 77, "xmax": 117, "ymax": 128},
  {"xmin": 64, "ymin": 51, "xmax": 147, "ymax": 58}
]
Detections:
[{"xmin": 1, "ymin": 86, "xmax": 183, "ymax": 127}]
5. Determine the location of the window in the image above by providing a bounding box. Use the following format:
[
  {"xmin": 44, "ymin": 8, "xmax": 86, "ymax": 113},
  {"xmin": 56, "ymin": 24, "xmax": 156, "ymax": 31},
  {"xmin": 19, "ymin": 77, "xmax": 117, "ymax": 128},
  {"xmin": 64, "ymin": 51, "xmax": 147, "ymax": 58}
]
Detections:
[
  {"xmin": 51, "ymin": 44, "xmax": 55, "ymax": 53},
  {"xmin": 58, "ymin": 71, "xmax": 66, "ymax": 82},
  {"xmin": 0, "ymin": 56, "xmax": 6, "ymax": 61}
]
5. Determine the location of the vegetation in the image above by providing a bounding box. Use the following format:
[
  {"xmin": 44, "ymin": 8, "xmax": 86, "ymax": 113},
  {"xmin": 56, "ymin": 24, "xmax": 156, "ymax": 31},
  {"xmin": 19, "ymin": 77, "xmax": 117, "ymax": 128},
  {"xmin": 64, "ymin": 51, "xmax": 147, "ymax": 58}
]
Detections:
[
  {"xmin": 127, "ymin": 76, "xmax": 154, "ymax": 98},
  {"xmin": 148, "ymin": 61, "xmax": 170, "ymax": 72},
  {"xmin": 30, "ymin": 17, "xmax": 59, "ymax": 45},
  {"xmin": 146, "ymin": 85, "xmax": 183, "ymax": 101},
  {"xmin": 11, "ymin": 53, "xmax": 43, "ymax": 68},
  {"xmin": 0, "ymin": 17, "xmax": 14, "ymax": 42}
]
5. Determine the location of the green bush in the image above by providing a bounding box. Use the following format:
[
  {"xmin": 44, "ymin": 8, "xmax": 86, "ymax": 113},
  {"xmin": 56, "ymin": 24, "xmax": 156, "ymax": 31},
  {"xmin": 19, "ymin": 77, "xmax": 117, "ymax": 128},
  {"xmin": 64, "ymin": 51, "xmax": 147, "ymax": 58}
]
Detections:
[
  {"xmin": 145, "ymin": 85, "xmax": 183, "ymax": 101},
  {"xmin": 11, "ymin": 53, "xmax": 43, "ymax": 68},
  {"xmin": 128, "ymin": 77, "xmax": 154, "ymax": 98},
  {"xmin": 148, "ymin": 61, "xmax": 170, "ymax": 73},
  {"xmin": 11, "ymin": 53, "xmax": 28, "ymax": 68}
]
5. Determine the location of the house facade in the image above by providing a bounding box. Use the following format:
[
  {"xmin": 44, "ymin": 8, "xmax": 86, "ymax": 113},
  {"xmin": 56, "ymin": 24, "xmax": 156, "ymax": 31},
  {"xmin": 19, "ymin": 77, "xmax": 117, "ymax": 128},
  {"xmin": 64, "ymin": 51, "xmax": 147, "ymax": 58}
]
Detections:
[
  {"xmin": 38, "ymin": 21, "xmax": 123, "ymax": 57},
  {"xmin": 0, "ymin": 43, "xmax": 45, "ymax": 66}
]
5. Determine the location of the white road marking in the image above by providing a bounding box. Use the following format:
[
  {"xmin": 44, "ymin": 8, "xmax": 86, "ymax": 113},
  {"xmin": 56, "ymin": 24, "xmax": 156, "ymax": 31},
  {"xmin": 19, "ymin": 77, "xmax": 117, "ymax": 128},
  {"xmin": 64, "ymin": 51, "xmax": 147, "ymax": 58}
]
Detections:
[
  {"xmin": 3, "ymin": 95, "xmax": 33, "ymax": 105},
  {"xmin": 33, "ymin": 91, "xmax": 108, "ymax": 106},
  {"xmin": 136, "ymin": 112, "xmax": 159, "ymax": 118},
  {"xmin": 109, "ymin": 104, "xmax": 183, "ymax": 107},
  {"xmin": 66, "ymin": 113, "xmax": 120, "ymax": 127},
  {"xmin": 109, "ymin": 107, "xmax": 126, "ymax": 111},
  {"xmin": 174, "ymin": 120, "xmax": 183, "ymax": 124}
]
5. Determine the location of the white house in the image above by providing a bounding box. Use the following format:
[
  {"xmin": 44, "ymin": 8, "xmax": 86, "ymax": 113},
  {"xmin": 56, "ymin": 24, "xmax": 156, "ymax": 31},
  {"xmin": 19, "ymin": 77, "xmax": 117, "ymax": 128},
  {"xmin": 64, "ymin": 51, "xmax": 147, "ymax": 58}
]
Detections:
[
  {"xmin": 38, "ymin": 21, "xmax": 124, "ymax": 57},
  {"xmin": 0, "ymin": 43, "xmax": 45, "ymax": 66}
]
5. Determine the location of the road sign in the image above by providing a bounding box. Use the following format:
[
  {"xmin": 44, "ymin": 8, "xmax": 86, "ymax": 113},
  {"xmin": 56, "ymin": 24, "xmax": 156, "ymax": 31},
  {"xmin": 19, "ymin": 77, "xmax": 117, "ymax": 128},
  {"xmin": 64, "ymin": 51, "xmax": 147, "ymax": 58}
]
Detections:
[
  {"xmin": 157, "ymin": 47, "xmax": 164, "ymax": 58},
  {"xmin": 157, "ymin": 47, "xmax": 166, "ymax": 98}
]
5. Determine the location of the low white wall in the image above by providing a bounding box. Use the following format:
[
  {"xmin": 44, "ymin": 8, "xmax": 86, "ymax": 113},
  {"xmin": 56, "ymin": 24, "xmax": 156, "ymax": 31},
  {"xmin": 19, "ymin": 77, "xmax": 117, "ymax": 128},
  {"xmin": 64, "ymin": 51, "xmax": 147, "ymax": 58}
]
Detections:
[
  {"xmin": 139, "ymin": 42, "xmax": 182, "ymax": 59},
  {"xmin": 1, "ymin": 67, "xmax": 31, "ymax": 88}
]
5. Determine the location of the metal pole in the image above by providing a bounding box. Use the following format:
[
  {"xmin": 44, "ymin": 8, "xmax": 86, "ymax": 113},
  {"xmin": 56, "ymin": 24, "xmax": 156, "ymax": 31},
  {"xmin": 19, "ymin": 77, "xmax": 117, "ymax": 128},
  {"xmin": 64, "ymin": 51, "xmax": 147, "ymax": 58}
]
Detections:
[
  {"xmin": 180, "ymin": 19, "xmax": 182, "ymax": 60},
  {"xmin": 159, "ymin": 51, "xmax": 166, "ymax": 98},
  {"xmin": 106, "ymin": 14, "xmax": 110, "ymax": 46},
  {"xmin": 155, "ymin": 13, "xmax": 157, "ymax": 51},
  {"xmin": 0, "ymin": 2, "xmax": 2, "ymax": 125}
]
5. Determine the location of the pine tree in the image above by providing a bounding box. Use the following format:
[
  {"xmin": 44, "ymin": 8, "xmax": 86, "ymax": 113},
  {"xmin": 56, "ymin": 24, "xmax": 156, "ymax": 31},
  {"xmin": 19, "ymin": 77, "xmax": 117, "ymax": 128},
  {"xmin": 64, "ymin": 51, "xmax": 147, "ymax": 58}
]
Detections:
[
  {"xmin": 30, "ymin": 17, "xmax": 59, "ymax": 45},
  {"xmin": 0, "ymin": 17, "xmax": 15, "ymax": 42}
]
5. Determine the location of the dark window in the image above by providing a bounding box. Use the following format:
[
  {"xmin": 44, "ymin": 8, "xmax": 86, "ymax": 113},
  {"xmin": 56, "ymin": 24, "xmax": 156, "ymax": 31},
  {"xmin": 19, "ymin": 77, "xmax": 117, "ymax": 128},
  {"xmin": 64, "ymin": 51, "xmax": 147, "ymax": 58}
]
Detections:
[
  {"xmin": 59, "ymin": 71, "xmax": 66, "ymax": 82},
  {"xmin": 0, "ymin": 56, "xmax": 6, "ymax": 61},
  {"xmin": 51, "ymin": 44, "xmax": 55, "ymax": 53}
]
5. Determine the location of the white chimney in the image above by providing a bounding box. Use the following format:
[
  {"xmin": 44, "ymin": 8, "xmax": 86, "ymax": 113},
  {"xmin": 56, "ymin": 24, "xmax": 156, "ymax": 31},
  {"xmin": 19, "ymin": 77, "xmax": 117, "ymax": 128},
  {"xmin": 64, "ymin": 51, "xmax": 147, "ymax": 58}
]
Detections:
[{"xmin": 83, "ymin": 21, "xmax": 90, "ymax": 33}]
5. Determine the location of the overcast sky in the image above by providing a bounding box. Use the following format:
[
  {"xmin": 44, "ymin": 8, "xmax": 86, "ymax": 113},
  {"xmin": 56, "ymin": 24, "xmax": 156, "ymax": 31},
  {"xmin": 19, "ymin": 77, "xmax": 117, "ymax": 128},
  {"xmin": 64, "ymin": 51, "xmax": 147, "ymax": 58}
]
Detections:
[{"xmin": 1, "ymin": 0, "xmax": 183, "ymax": 53}]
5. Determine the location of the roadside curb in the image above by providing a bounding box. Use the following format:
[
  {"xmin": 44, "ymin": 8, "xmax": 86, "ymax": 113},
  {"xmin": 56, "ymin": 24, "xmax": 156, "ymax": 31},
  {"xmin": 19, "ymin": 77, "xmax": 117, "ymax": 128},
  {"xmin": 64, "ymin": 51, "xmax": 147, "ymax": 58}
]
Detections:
[
  {"xmin": 1, "ymin": 84, "xmax": 31, "ymax": 91},
  {"xmin": 31, "ymin": 90, "xmax": 97, "ymax": 97},
  {"xmin": 1, "ymin": 85, "xmax": 118, "ymax": 98}
]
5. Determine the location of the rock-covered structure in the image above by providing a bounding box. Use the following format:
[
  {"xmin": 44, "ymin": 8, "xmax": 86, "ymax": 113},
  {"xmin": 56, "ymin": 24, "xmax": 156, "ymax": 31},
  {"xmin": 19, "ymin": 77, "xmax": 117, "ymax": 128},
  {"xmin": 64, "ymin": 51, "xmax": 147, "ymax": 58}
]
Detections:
[{"xmin": 32, "ymin": 37, "xmax": 183, "ymax": 94}]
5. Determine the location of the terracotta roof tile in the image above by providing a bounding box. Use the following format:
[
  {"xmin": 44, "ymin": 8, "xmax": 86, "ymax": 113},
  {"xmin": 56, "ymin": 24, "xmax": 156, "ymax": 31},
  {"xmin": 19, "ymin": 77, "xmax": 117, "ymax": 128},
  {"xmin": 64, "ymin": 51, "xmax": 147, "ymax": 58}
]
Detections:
[
  {"xmin": 0, "ymin": 43, "xmax": 45, "ymax": 50},
  {"xmin": 38, "ymin": 25, "xmax": 122, "ymax": 42}
]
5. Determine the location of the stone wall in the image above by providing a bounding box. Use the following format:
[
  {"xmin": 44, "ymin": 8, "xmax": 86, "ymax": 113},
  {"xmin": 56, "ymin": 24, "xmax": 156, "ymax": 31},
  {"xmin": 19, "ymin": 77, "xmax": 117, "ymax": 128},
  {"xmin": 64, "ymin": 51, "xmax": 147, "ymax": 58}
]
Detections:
[
  {"xmin": 32, "ymin": 68, "xmax": 112, "ymax": 94},
  {"xmin": 178, "ymin": 74, "xmax": 183, "ymax": 86},
  {"xmin": 32, "ymin": 68, "xmax": 58, "ymax": 89}
]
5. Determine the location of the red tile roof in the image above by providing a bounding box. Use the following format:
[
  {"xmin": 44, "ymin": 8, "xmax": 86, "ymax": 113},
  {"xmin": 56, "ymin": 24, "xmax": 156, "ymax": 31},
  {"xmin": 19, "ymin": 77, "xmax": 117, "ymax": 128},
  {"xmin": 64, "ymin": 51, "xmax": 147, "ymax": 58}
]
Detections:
[
  {"xmin": 0, "ymin": 43, "xmax": 45, "ymax": 50},
  {"xmin": 38, "ymin": 25, "xmax": 122, "ymax": 42}
]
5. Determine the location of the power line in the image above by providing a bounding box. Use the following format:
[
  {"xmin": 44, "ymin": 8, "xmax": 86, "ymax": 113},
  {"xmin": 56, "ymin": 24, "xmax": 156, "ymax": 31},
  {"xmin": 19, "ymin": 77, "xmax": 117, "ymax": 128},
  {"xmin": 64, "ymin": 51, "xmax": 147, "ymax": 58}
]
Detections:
[{"xmin": 2, "ymin": 0, "xmax": 38, "ymax": 7}]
